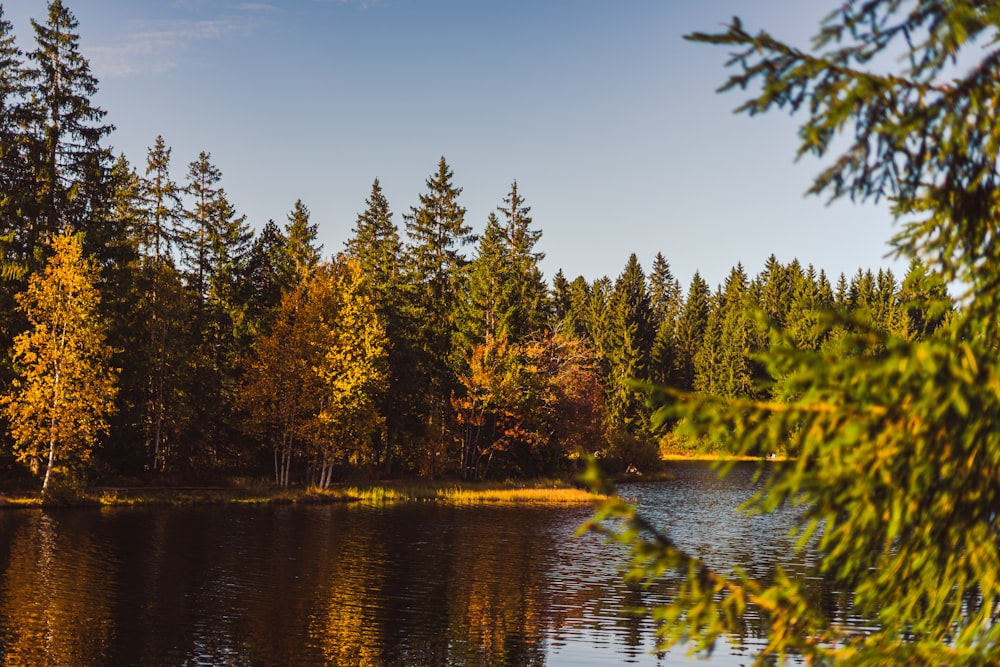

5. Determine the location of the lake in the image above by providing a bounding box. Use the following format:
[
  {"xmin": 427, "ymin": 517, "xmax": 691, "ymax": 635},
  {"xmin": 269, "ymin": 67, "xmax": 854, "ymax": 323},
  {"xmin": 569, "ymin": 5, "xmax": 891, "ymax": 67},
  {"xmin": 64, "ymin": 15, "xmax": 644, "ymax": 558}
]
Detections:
[{"xmin": 0, "ymin": 462, "xmax": 835, "ymax": 666}]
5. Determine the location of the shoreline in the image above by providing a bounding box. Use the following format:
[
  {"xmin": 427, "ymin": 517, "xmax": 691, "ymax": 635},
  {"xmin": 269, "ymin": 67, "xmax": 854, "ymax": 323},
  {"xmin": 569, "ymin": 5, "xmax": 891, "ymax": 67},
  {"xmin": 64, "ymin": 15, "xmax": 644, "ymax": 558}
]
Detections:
[
  {"xmin": 0, "ymin": 479, "xmax": 605, "ymax": 510},
  {"xmin": 0, "ymin": 454, "xmax": 787, "ymax": 509}
]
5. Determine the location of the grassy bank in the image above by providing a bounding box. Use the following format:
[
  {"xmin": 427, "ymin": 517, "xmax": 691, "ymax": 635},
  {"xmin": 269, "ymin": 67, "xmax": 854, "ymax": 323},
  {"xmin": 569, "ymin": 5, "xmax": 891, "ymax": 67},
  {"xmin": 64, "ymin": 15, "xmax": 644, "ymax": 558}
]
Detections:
[{"xmin": 0, "ymin": 478, "xmax": 602, "ymax": 509}]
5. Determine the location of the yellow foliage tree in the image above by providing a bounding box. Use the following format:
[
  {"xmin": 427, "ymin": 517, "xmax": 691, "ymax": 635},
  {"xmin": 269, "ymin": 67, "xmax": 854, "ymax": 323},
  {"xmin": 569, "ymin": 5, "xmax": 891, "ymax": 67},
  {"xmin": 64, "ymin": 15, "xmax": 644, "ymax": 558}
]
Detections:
[
  {"xmin": 312, "ymin": 257, "xmax": 389, "ymax": 486},
  {"xmin": 2, "ymin": 231, "xmax": 119, "ymax": 493}
]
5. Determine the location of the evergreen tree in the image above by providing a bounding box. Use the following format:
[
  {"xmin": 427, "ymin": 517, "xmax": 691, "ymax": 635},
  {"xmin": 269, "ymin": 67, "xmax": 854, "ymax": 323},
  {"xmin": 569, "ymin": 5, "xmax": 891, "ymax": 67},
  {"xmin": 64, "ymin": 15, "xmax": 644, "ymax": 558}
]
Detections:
[
  {"xmin": 344, "ymin": 179, "xmax": 414, "ymax": 472},
  {"xmin": 558, "ymin": 275, "xmax": 591, "ymax": 341},
  {"xmin": 584, "ymin": 276, "xmax": 614, "ymax": 376},
  {"xmin": 606, "ymin": 254, "xmax": 655, "ymax": 432},
  {"xmin": 550, "ymin": 270, "xmax": 572, "ymax": 326},
  {"xmin": 672, "ymin": 271, "xmax": 711, "ymax": 391},
  {"xmin": 898, "ymin": 258, "xmax": 951, "ymax": 341},
  {"xmin": 458, "ymin": 212, "xmax": 514, "ymax": 348},
  {"xmin": 497, "ymin": 181, "xmax": 547, "ymax": 339},
  {"xmin": 242, "ymin": 219, "xmax": 286, "ymax": 336},
  {"xmin": 122, "ymin": 137, "xmax": 192, "ymax": 471},
  {"xmin": 756, "ymin": 254, "xmax": 791, "ymax": 330},
  {"xmin": 282, "ymin": 198, "xmax": 321, "ymax": 289},
  {"xmin": 179, "ymin": 151, "xmax": 253, "ymax": 466},
  {"xmin": 0, "ymin": 6, "xmax": 30, "ymax": 281},
  {"xmin": 647, "ymin": 252, "xmax": 678, "ymax": 328},
  {"xmin": 401, "ymin": 157, "xmax": 474, "ymax": 474},
  {"xmin": 22, "ymin": 0, "xmax": 113, "ymax": 259},
  {"xmin": 648, "ymin": 252, "xmax": 681, "ymax": 387},
  {"xmin": 345, "ymin": 179, "xmax": 401, "ymax": 309},
  {"xmin": 138, "ymin": 136, "xmax": 182, "ymax": 263}
]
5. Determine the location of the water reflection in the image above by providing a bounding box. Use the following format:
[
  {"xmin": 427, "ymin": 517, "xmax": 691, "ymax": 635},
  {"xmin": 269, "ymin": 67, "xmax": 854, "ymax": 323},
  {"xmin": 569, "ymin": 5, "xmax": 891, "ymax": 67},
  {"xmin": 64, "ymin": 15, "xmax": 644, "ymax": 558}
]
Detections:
[
  {"xmin": 0, "ymin": 512, "xmax": 117, "ymax": 666},
  {"xmin": 0, "ymin": 463, "xmax": 851, "ymax": 666}
]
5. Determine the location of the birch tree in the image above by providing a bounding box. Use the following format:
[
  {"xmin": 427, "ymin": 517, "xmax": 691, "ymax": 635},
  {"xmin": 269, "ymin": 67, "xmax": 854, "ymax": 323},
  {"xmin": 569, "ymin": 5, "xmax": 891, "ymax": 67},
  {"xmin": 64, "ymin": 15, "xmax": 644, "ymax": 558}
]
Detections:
[{"xmin": 2, "ymin": 231, "xmax": 118, "ymax": 492}]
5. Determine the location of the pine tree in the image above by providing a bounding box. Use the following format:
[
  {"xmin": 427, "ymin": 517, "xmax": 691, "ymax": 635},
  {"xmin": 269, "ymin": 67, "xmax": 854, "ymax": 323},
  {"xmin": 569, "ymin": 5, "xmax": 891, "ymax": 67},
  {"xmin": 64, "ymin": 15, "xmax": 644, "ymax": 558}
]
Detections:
[{"xmin": 2, "ymin": 231, "xmax": 118, "ymax": 492}]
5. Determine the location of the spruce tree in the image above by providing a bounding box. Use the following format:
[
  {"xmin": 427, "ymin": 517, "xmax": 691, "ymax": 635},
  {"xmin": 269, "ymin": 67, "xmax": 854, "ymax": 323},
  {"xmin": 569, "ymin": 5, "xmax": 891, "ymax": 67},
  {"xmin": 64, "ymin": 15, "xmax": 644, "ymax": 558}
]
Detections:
[
  {"xmin": 345, "ymin": 179, "xmax": 400, "ymax": 309},
  {"xmin": 139, "ymin": 136, "xmax": 183, "ymax": 264},
  {"xmin": 22, "ymin": 0, "xmax": 113, "ymax": 257},
  {"xmin": 550, "ymin": 270, "xmax": 572, "ymax": 327},
  {"xmin": 672, "ymin": 271, "xmax": 710, "ymax": 392},
  {"xmin": 458, "ymin": 212, "xmax": 514, "ymax": 348},
  {"xmin": 282, "ymin": 198, "xmax": 321, "ymax": 289},
  {"xmin": 497, "ymin": 181, "xmax": 547, "ymax": 339},
  {"xmin": 242, "ymin": 219, "xmax": 285, "ymax": 335},
  {"xmin": 648, "ymin": 252, "xmax": 681, "ymax": 386},
  {"xmin": 179, "ymin": 151, "xmax": 253, "ymax": 466},
  {"xmin": 344, "ymin": 179, "xmax": 413, "ymax": 472},
  {"xmin": 606, "ymin": 254, "xmax": 655, "ymax": 433},
  {"xmin": 0, "ymin": 6, "xmax": 30, "ymax": 281},
  {"xmin": 401, "ymin": 157, "xmax": 474, "ymax": 474}
]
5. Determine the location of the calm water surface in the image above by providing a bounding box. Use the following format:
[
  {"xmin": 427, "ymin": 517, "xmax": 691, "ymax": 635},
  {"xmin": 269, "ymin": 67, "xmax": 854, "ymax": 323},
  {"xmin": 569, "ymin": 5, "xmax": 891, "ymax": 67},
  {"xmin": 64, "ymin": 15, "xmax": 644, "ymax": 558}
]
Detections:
[{"xmin": 0, "ymin": 462, "xmax": 838, "ymax": 666}]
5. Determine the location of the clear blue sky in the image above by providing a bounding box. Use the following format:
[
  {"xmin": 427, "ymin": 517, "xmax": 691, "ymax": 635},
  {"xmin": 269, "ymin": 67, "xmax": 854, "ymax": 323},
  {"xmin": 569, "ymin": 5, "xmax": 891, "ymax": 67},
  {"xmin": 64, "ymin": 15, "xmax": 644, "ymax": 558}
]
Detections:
[{"xmin": 5, "ymin": 0, "xmax": 904, "ymax": 290}]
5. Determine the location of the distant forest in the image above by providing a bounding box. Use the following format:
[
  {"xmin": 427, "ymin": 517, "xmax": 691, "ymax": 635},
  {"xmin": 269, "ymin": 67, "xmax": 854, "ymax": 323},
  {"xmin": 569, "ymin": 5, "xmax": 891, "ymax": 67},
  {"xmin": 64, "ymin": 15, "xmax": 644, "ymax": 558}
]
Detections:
[{"xmin": 0, "ymin": 2, "xmax": 952, "ymax": 489}]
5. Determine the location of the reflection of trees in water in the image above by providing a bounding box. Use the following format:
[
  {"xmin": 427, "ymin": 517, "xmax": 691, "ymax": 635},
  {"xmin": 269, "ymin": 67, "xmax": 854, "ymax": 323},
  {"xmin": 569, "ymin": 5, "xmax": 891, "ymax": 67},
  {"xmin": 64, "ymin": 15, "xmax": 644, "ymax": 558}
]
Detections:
[
  {"xmin": 310, "ymin": 511, "xmax": 386, "ymax": 666},
  {"xmin": 0, "ymin": 512, "xmax": 116, "ymax": 666},
  {"xmin": 0, "ymin": 479, "xmax": 863, "ymax": 667}
]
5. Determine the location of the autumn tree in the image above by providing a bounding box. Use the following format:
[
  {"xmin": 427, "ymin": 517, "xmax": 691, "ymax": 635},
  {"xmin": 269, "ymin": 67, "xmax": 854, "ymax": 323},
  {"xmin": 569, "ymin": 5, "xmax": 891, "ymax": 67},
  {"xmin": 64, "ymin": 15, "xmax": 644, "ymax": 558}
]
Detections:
[
  {"xmin": 312, "ymin": 257, "xmax": 389, "ymax": 486},
  {"xmin": 2, "ymin": 231, "xmax": 118, "ymax": 492},
  {"xmin": 238, "ymin": 283, "xmax": 324, "ymax": 486}
]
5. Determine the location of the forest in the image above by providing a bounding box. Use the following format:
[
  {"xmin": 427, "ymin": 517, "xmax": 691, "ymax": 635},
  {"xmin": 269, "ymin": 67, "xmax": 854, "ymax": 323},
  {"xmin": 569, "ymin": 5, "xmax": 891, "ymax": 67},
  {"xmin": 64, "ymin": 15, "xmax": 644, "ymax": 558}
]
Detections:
[{"xmin": 0, "ymin": 1, "xmax": 952, "ymax": 492}]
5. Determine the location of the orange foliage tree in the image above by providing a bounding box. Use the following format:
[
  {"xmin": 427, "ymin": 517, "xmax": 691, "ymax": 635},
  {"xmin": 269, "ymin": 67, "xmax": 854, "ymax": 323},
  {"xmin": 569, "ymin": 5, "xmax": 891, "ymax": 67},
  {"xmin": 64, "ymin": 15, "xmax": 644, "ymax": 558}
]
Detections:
[{"xmin": 453, "ymin": 330, "xmax": 603, "ymax": 478}]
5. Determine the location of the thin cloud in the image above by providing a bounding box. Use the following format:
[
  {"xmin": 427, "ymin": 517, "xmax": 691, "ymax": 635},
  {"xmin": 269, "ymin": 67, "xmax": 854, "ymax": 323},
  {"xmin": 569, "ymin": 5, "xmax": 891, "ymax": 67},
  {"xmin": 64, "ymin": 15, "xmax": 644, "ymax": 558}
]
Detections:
[{"xmin": 89, "ymin": 13, "xmax": 264, "ymax": 79}]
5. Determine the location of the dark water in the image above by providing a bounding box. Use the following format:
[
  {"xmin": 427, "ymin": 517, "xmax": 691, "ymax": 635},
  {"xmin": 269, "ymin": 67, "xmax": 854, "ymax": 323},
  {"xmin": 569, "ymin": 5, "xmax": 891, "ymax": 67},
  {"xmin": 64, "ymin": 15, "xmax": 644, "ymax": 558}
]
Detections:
[{"xmin": 0, "ymin": 463, "xmax": 834, "ymax": 666}]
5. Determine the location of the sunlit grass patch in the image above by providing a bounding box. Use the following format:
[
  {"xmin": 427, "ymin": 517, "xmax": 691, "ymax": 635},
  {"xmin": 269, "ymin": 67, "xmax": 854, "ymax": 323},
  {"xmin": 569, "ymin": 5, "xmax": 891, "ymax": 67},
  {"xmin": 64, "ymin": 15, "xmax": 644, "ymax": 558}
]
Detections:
[
  {"xmin": 341, "ymin": 481, "xmax": 602, "ymax": 506},
  {"xmin": 0, "ymin": 494, "xmax": 44, "ymax": 508},
  {"xmin": 0, "ymin": 479, "xmax": 602, "ymax": 510}
]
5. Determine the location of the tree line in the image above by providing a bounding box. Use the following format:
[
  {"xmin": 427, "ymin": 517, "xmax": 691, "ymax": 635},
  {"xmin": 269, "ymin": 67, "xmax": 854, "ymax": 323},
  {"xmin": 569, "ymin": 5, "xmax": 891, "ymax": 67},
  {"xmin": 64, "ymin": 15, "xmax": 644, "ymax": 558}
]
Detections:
[{"xmin": 0, "ymin": 1, "xmax": 950, "ymax": 491}]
